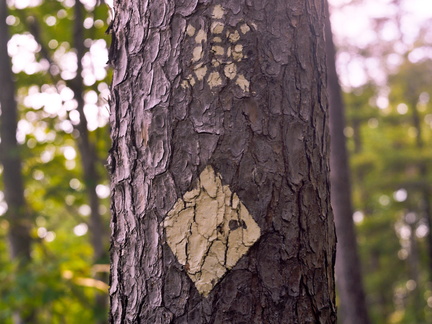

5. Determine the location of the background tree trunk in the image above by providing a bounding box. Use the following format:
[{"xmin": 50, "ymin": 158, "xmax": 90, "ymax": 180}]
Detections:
[
  {"xmin": 109, "ymin": 1, "xmax": 336, "ymax": 323},
  {"xmin": 0, "ymin": 0, "xmax": 33, "ymax": 322},
  {"xmin": 71, "ymin": 0, "xmax": 108, "ymax": 265},
  {"xmin": 71, "ymin": 2, "xmax": 109, "ymax": 321},
  {"xmin": 0, "ymin": 0, "xmax": 31, "ymax": 264},
  {"xmin": 325, "ymin": 3, "xmax": 371, "ymax": 324}
]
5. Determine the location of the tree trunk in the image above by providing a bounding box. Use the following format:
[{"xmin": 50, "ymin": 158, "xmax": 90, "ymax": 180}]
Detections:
[
  {"xmin": 72, "ymin": 0, "xmax": 107, "ymax": 264},
  {"xmin": 109, "ymin": 1, "xmax": 336, "ymax": 323},
  {"xmin": 0, "ymin": 0, "xmax": 33, "ymax": 323},
  {"xmin": 325, "ymin": 3, "xmax": 371, "ymax": 324},
  {"xmin": 409, "ymin": 97, "xmax": 432, "ymax": 283},
  {"xmin": 71, "ymin": 2, "xmax": 109, "ymax": 322},
  {"xmin": 0, "ymin": 0, "xmax": 31, "ymax": 264}
]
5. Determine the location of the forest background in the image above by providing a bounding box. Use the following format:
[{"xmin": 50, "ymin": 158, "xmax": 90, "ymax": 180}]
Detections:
[{"xmin": 0, "ymin": 0, "xmax": 431, "ymax": 323}]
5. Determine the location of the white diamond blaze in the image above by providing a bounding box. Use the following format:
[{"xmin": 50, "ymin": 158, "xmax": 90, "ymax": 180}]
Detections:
[{"xmin": 164, "ymin": 165, "xmax": 261, "ymax": 297}]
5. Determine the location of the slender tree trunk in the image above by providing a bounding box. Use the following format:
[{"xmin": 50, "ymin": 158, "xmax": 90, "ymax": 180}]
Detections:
[
  {"xmin": 0, "ymin": 0, "xmax": 31, "ymax": 264},
  {"xmin": 72, "ymin": 0, "xmax": 107, "ymax": 264},
  {"xmin": 409, "ymin": 98, "xmax": 432, "ymax": 283},
  {"xmin": 406, "ymin": 218, "xmax": 423, "ymax": 322},
  {"xmin": 109, "ymin": 1, "xmax": 336, "ymax": 323},
  {"xmin": 0, "ymin": 1, "xmax": 33, "ymax": 323},
  {"xmin": 423, "ymin": 194, "xmax": 432, "ymax": 281},
  {"xmin": 71, "ymin": 2, "xmax": 108, "ymax": 321},
  {"xmin": 352, "ymin": 117, "xmax": 362, "ymax": 154},
  {"xmin": 325, "ymin": 3, "xmax": 371, "ymax": 324},
  {"xmin": 18, "ymin": 3, "xmax": 109, "ymax": 265}
]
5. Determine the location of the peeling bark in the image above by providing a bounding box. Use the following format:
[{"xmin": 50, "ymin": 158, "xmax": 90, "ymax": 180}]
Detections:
[{"xmin": 109, "ymin": 1, "xmax": 336, "ymax": 323}]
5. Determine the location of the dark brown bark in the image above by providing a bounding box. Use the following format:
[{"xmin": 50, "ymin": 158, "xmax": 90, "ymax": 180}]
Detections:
[
  {"xmin": 325, "ymin": 3, "xmax": 371, "ymax": 324},
  {"xmin": 109, "ymin": 1, "xmax": 336, "ymax": 323}
]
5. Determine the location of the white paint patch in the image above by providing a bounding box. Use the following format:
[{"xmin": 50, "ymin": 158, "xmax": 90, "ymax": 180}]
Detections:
[
  {"xmin": 194, "ymin": 65, "xmax": 207, "ymax": 80},
  {"xmin": 233, "ymin": 44, "xmax": 243, "ymax": 61},
  {"xmin": 234, "ymin": 44, "xmax": 243, "ymax": 52},
  {"xmin": 182, "ymin": 8, "xmax": 255, "ymax": 94},
  {"xmin": 224, "ymin": 63, "xmax": 237, "ymax": 80},
  {"xmin": 192, "ymin": 45, "xmax": 203, "ymax": 62},
  {"xmin": 186, "ymin": 24, "xmax": 196, "ymax": 37},
  {"xmin": 212, "ymin": 45, "xmax": 225, "ymax": 56},
  {"xmin": 212, "ymin": 4, "xmax": 225, "ymax": 19},
  {"xmin": 208, "ymin": 71, "xmax": 222, "ymax": 88},
  {"xmin": 211, "ymin": 21, "xmax": 225, "ymax": 34},
  {"xmin": 240, "ymin": 23, "xmax": 250, "ymax": 34},
  {"xmin": 233, "ymin": 53, "xmax": 243, "ymax": 61},
  {"xmin": 195, "ymin": 29, "xmax": 207, "ymax": 43},
  {"xmin": 236, "ymin": 74, "xmax": 250, "ymax": 92},
  {"xmin": 228, "ymin": 30, "xmax": 240, "ymax": 43},
  {"xmin": 226, "ymin": 47, "xmax": 232, "ymax": 58},
  {"xmin": 181, "ymin": 80, "xmax": 190, "ymax": 89},
  {"xmin": 211, "ymin": 59, "xmax": 221, "ymax": 67},
  {"xmin": 187, "ymin": 75, "xmax": 196, "ymax": 86},
  {"xmin": 164, "ymin": 166, "xmax": 261, "ymax": 297}
]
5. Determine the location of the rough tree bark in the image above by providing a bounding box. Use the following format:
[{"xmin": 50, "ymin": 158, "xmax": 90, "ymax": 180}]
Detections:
[
  {"xmin": 0, "ymin": 1, "xmax": 33, "ymax": 323},
  {"xmin": 325, "ymin": 3, "xmax": 371, "ymax": 324},
  {"xmin": 109, "ymin": 1, "xmax": 336, "ymax": 323}
]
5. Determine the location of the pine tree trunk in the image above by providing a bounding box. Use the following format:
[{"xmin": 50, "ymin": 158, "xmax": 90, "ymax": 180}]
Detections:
[
  {"xmin": 109, "ymin": 1, "xmax": 336, "ymax": 323},
  {"xmin": 325, "ymin": 3, "xmax": 371, "ymax": 324}
]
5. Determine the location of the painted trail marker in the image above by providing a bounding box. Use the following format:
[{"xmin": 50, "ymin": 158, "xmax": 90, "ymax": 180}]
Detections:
[{"xmin": 164, "ymin": 165, "xmax": 261, "ymax": 297}]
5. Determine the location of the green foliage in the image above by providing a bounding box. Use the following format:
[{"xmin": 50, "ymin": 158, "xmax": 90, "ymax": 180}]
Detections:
[
  {"xmin": 345, "ymin": 59, "xmax": 432, "ymax": 323},
  {"xmin": 0, "ymin": 238, "xmax": 97, "ymax": 323}
]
